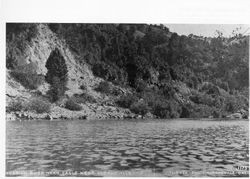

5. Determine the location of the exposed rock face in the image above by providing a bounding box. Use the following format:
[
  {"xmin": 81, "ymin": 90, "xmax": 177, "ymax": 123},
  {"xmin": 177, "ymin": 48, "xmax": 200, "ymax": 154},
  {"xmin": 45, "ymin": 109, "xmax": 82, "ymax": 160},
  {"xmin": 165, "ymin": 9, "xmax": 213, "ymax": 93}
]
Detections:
[
  {"xmin": 237, "ymin": 109, "xmax": 249, "ymax": 119},
  {"xmin": 144, "ymin": 112, "xmax": 154, "ymax": 119},
  {"xmin": 5, "ymin": 24, "xmax": 151, "ymax": 121},
  {"xmin": 6, "ymin": 113, "xmax": 17, "ymax": 121},
  {"xmin": 5, "ymin": 103, "xmax": 138, "ymax": 121},
  {"xmin": 7, "ymin": 24, "xmax": 101, "ymax": 96},
  {"xmin": 225, "ymin": 109, "xmax": 249, "ymax": 119},
  {"xmin": 226, "ymin": 113, "xmax": 242, "ymax": 119},
  {"xmin": 6, "ymin": 24, "xmax": 106, "ymax": 121},
  {"xmin": 45, "ymin": 114, "xmax": 53, "ymax": 120}
]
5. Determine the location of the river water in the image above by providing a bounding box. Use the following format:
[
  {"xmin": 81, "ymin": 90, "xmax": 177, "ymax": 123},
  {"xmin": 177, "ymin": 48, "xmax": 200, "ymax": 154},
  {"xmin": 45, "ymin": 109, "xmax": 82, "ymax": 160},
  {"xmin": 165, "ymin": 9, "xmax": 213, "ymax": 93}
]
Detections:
[{"xmin": 6, "ymin": 119, "xmax": 249, "ymax": 177}]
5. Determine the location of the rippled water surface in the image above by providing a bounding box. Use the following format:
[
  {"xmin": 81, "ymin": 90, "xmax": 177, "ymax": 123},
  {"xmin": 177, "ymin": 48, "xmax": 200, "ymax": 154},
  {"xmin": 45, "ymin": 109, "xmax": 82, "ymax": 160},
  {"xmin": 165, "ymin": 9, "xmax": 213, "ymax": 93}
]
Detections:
[{"xmin": 6, "ymin": 119, "xmax": 249, "ymax": 177}]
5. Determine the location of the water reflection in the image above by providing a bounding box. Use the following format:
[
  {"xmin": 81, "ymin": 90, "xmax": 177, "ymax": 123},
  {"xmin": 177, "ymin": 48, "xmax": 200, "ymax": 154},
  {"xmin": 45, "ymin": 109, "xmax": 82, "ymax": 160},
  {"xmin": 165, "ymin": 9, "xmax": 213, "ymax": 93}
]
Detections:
[{"xmin": 6, "ymin": 119, "xmax": 249, "ymax": 177}]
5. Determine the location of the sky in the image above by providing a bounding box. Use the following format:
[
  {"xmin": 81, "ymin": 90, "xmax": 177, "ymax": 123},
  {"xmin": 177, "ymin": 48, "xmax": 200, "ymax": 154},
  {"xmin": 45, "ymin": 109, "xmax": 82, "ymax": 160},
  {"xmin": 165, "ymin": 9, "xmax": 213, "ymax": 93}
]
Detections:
[{"xmin": 165, "ymin": 24, "xmax": 250, "ymax": 37}]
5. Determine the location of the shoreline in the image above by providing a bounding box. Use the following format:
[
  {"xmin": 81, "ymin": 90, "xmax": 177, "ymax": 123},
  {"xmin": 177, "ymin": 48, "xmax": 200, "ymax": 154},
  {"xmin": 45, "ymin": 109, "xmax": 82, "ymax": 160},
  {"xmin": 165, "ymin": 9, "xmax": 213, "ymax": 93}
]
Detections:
[{"xmin": 6, "ymin": 112, "xmax": 249, "ymax": 122}]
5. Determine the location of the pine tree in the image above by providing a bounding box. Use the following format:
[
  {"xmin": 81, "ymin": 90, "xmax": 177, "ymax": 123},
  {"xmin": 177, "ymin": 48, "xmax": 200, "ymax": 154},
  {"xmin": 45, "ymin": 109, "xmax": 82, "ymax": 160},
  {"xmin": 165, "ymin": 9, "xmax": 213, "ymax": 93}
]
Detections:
[{"xmin": 45, "ymin": 48, "xmax": 68, "ymax": 101}]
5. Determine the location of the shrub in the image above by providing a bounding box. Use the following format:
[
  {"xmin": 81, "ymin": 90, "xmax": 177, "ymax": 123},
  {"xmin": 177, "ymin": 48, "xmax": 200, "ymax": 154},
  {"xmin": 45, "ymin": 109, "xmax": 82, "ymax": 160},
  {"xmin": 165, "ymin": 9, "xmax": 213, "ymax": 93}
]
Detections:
[
  {"xmin": 135, "ymin": 79, "xmax": 148, "ymax": 92},
  {"xmin": 26, "ymin": 98, "xmax": 51, "ymax": 113},
  {"xmin": 191, "ymin": 76, "xmax": 199, "ymax": 89},
  {"xmin": 7, "ymin": 99, "xmax": 23, "ymax": 112},
  {"xmin": 152, "ymin": 100, "xmax": 180, "ymax": 118},
  {"xmin": 189, "ymin": 91, "xmax": 215, "ymax": 107},
  {"xmin": 116, "ymin": 93, "xmax": 138, "ymax": 108},
  {"xmin": 214, "ymin": 79, "xmax": 229, "ymax": 92},
  {"xmin": 80, "ymin": 84, "xmax": 87, "ymax": 91},
  {"xmin": 200, "ymin": 82, "xmax": 220, "ymax": 95},
  {"xmin": 95, "ymin": 81, "xmax": 113, "ymax": 94},
  {"xmin": 92, "ymin": 62, "xmax": 110, "ymax": 79},
  {"xmin": 224, "ymin": 95, "xmax": 247, "ymax": 113},
  {"xmin": 189, "ymin": 104, "xmax": 217, "ymax": 118},
  {"xmin": 153, "ymin": 101, "xmax": 171, "ymax": 118},
  {"xmin": 92, "ymin": 62, "xmax": 120, "ymax": 82},
  {"xmin": 130, "ymin": 101, "xmax": 150, "ymax": 115},
  {"xmin": 139, "ymin": 88, "xmax": 161, "ymax": 107},
  {"xmin": 212, "ymin": 110, "xmax": 221, "ymax": 118},
  {"xmin": 180, "ymin": 105, "xmax": 191, "ymax": 118},
  {"xmin": 111, "ymin": 88, "xmax": 122, "ymax": 96},
  {"xmin": 65, "ymin": 99, "xmax": 82, "ymax": 111},
  {"xmin": 161, "ymin": 82, "xmax": 176, "ymax": 98},
  {"xmin": 72, "ymin": 93, "xmax": 96, "ymax": 104},
  {"xmin": 10, "ymin": 71, "xmax": 44, "ymax": 90}
]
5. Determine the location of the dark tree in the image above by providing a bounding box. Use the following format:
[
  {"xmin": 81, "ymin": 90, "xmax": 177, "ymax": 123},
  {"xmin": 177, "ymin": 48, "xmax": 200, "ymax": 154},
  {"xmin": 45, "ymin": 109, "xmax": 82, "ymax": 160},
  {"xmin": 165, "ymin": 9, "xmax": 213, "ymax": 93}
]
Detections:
[{"xmin": 45, "ymin": 48, "xmax": 68, "ymax": 101}]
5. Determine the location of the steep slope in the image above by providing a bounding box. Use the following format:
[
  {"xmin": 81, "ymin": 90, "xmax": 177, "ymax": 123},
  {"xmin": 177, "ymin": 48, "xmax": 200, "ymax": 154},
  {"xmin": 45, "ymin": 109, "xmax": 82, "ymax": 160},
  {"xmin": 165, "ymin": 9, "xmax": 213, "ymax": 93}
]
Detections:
[
  {"xmin": 6, "ymin": 23, "xmax": 249, "ymax": 120},
  {"xmin": 6, "ymin": 24, "xmax": 134, "ymax": 120},
  {"xmin": 7, "ymin": 24, "xmax": 102, "ymax": 94}
]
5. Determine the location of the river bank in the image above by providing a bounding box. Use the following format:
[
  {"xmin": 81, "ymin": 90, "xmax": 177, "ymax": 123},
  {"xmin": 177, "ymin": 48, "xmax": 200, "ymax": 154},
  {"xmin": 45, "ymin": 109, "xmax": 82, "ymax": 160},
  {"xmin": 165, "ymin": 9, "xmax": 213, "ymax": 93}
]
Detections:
[
  {"xmin": 6, "ymin": 103, "xmax": 156, "ymax": 121},
  {"xmin": 6, "ymin": 105, "xmax": 248, "ymax": 121}
]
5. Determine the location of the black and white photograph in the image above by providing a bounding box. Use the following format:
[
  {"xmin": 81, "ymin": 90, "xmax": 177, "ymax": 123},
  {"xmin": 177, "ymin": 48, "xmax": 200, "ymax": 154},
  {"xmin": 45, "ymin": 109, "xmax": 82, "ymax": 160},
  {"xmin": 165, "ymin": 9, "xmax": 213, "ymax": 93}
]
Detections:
[{"xmin": 2, "ymin": 0, "xmax": 250, "ymax": 177}]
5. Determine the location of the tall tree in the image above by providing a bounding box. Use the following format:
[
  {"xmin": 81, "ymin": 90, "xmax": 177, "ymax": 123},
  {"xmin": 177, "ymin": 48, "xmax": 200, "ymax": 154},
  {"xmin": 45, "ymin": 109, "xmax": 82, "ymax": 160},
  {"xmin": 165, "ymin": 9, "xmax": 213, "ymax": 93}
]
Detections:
[{"xmin": 45, "ymin": 48, "xmax": 68, "ymax": 101}]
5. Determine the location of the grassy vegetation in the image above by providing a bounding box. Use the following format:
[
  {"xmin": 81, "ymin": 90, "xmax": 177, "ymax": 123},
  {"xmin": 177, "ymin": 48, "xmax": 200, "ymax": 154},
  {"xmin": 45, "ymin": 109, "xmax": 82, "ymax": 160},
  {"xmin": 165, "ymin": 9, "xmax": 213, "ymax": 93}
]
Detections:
[
  {"xmin": 130, "ymin": 101, "xmax": 150, "ymax": 116},
  {"xmin": 6, "ymin": 23, "xmax": 249, "ymax": 119},
  {"xmin": 116, "ymin": 93, "xmax": 139, "ymax": 108},
  {"xmin": 26, "ymin": 98, "xmax": 51, "ymax": 113},
  {"xmin": 95, "ymin": 81, "xmax": 113, "ymax": 94},
  {"xmin": 7, "ymin": 97, "xmax": 51, "ymax": 114},
  {"xmin": 10, "ymin": 71, "xmax": 44, "ymax": 90},
  {"xmin": 6, "ymin": 99, "xmax": 23, "ymax": 112}
]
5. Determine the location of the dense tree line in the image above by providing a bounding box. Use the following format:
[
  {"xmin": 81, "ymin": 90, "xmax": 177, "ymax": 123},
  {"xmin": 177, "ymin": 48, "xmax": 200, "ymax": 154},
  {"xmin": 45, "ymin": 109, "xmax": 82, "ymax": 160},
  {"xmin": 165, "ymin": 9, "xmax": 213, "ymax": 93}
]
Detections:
[
  {"xmin": 6, "ymin": 23, "xmax": 249, "ymax": 118},
  {"xmin": 47, "ymin": 23, "xmax": 248, "ymax": 118},
  {"xmin": 47, "ymin": 23, "xmax": 248, "ymax": 92}
]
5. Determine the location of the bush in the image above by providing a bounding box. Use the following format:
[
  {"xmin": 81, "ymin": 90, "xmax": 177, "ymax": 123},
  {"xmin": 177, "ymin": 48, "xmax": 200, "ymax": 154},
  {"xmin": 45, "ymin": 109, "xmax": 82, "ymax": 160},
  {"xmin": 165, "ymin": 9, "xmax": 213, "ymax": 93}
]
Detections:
[
  {"xmin": 72, "ymin": 93, "xmax": 96, "ymax": 104},
  {"xmin": 10, "ymin": 71, "xmax": 44, "ymax": 90},
  {"xmin": 26, "ymin": 98, "xmax": 51, "ymax": 113},
  {"xmin": 135, "ymin": 79, "xmax": 148, "ymax": 92},
  {"xmin": 180, "ymin": 105, "xmax": 191, "ymax": 118},
  {"xmin": 112, "ymin": 88, "xmax": 122, "ymax": 96},
  {"xmin": 116, "ymin": 93, "xmax": 139, "ymax": 108},
  {"xmin": 224, "ymin": 95, "xmax": 246, "ymax": 113},
  {"xmin": 190, "ymin": 76, "xmax": 199, "ymax": 89},
  {"xmin": 80, "ymin": 84, "xmax": 87, "ymax": 91},
  {"xmin": 189, "ymin": 91, "xmax": 215, "ymax": 107},
  {"xmin": 130, "ymin": 101, "xmax": 150, "ymax": 115},
  {"xmin": 95, "ymin": 81, "xmax": 113, "ymax": 94},
  {"xmin": 152, "ymin": 100, "xmax": 181, "ymax": 118},
  {"xmin": 161, "ymin": 82, "xmax": 176, "ymax": 98},
  {"xmin": 138, "ymin": 88, "xmax": 161, "ymax": 107},
  {"xmin": 212, "ymin": 110, "xmax": 221, "ymax": 118},
  {"xmin": 7, "ymin": 99, "xmax": 23, "ymax": 112},
  {"xmin": 92, "ymin": 62, "xmax": 121, "ymax": 82},
  {"xmin": 200, "ymin": 82, "xmax": 220, "ymax": 95},
  {"xmin": 65, "ymin": 99, "xmax": 82, "ymax": 111},
  {"xmin": 189, "ymin": 104, "xmax": 217, "ymax": 118},
  {"xmin": 92, "ymin": 62, "xmax": 110, "ymax": 79},
  {"xmin": 214, "ymin": 79, "xmax": 229, "ymax": 92}
]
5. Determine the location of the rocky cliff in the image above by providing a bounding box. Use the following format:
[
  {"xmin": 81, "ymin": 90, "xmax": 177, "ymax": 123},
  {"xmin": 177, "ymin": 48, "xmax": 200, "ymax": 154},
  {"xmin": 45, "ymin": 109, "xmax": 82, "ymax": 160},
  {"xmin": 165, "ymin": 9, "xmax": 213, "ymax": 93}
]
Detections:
[{"xmin": 6, "ymin": 24, "xmax": 136, "ymax": 120}]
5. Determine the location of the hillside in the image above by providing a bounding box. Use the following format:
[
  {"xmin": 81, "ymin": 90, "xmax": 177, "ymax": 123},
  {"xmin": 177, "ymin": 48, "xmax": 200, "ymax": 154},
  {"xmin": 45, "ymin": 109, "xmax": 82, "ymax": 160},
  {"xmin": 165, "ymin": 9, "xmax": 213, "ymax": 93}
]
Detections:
[{"xmin": 6, "ymin": 23, "xmax": 249, "ymax": 120}]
